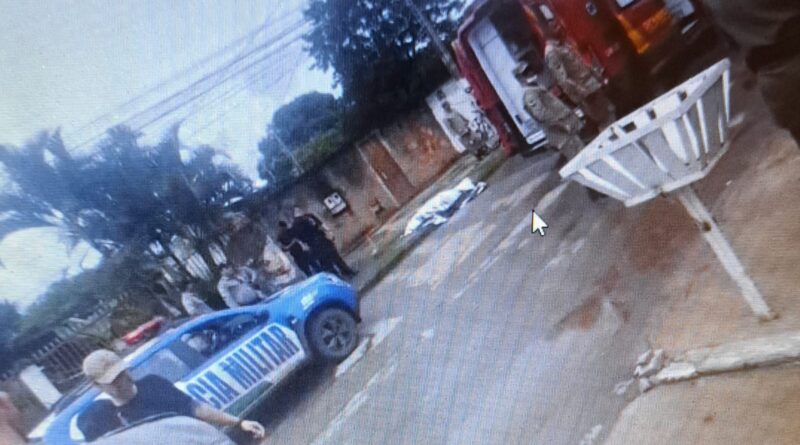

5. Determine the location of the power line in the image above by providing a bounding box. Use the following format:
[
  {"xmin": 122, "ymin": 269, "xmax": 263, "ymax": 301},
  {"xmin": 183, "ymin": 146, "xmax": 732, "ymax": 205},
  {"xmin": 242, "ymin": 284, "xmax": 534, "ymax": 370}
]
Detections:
[
  {"xmin": 129, "ymin": 24, "xmax": 310, "ymax": 135},
  {"xmin": 184, "ymin": 64, "xmax": 300, "ymax": 142},
  {"xmin": 155, "ymin": 36, "xmax": 307, "ymax": 132},
  {"xmin": 64, "ymin": 9, "xmax": 300, "ymax": 143},
  {"xmin": 70, "ymin": 12, "xmax": 312, "ymax": 152}
]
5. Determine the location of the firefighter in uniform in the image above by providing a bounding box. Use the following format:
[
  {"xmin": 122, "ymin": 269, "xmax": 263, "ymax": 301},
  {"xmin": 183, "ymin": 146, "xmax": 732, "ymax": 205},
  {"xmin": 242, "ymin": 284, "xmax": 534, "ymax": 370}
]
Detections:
[
  {"xmin": 702, "ymin": 0, "xmax": 800, "ymax": 144},
  {"xmin": 515, "ymin": 62, "xmax": 584, "ymax": 160},
  {"xmin": 544, "ymin": 39, "xmax": 616, "ymax": 133}
]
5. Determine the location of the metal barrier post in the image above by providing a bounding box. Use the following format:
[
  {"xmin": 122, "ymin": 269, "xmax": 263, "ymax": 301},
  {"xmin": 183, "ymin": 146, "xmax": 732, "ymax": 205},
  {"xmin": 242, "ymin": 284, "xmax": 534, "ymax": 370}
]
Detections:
[{"xmin": 676, "ymin": 186, "xmax": 776, "ymax": 320}]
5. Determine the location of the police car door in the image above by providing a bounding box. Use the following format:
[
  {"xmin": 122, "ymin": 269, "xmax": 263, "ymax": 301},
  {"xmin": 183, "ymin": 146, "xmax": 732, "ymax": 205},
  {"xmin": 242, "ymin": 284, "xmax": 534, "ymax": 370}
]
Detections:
[{"xmin": 173, "ymin": 315, "xmax": 307, "ymax": 416}]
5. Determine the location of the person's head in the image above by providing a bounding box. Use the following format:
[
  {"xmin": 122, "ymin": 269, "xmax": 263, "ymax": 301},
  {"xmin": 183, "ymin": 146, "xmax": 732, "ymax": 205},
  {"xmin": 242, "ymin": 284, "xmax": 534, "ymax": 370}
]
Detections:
[
  {"xmin": 441, "ymin": 101, "xmax": 453, "ymax": 112},
  {"xmin": 82, "ymin": 350, "xmax": 137, "ymax": 403}
]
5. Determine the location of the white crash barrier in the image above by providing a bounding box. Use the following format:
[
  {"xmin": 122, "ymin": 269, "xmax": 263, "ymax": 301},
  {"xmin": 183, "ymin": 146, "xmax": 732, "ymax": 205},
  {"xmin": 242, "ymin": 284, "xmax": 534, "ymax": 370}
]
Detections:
[
  {"xmin": 560, "ymin": 59, "xmax": 731, "ymax": 207},
  {"xmin": 560, "ymin": 59, "xmax": 775, "ymax": 320}
]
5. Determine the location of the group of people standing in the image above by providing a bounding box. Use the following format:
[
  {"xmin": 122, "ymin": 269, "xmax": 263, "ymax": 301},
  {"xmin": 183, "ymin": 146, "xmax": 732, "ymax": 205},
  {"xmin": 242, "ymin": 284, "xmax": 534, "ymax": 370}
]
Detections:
[
  {"xmin": 277, "ymin": 207, "xmax": 357, "ymax": 279},
  {"xmin": 515, "ymin": 37, "xmax": 616, "ymax": 163},
  {"xmin": 179, "ymin": 207, "xmax": 355, "ymax": 315}
]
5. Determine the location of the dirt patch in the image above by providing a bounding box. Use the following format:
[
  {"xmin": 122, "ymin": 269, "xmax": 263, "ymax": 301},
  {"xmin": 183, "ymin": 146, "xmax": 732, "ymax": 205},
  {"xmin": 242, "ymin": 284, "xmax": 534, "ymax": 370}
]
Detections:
[
  {"xmin": 625, "ymin": 200, "xmax": 698, "ymax": 273},
  {"xmin": 684, "ymin": 265, "xmax": 711, "ymax": 299},
  {"xmin": 559, "ymin": 295, "xmax": 605, "ymax": 331},
  {"xmin": 556, "ymin": 266, "xmax": 627, "ymax": 332}
]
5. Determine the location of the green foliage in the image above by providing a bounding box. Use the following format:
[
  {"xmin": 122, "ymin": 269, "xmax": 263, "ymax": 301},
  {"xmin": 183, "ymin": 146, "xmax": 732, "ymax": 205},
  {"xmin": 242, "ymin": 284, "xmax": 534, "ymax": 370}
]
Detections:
[
  {"xmin": 1, "ymin": 126, "xmax": 252, "ymax": 273},
  {"xmin": 2, "ymin": 126, "xmax": 253, "ymax": 342},
  {"xmin": 15, "ymin": 254, "xmax": 162, "ymax": 344},
  {"xmin": 296, "ymin": 128, "xmax": 345, "ymax": 169},
  {"xmin": 257, "ymin": 135, "xmax": 300, "ymax": 188},
  {"xmin": 257, "ymin": 92, "xmax": 345, "ymax": 186},
  {"xmin": 304, "ymin": 0, "xmax": 462, "ymax": 135},
  {"xmin": 78, "ymin": 126, "xmax": 253, "ymax": 255},
  {"xmin": 0, "ymin": 131, "xmax": 90, "ymax": 249},
  {"xmin": 272, "ymin": 92, "xmax": 341, "ymax": 147}
]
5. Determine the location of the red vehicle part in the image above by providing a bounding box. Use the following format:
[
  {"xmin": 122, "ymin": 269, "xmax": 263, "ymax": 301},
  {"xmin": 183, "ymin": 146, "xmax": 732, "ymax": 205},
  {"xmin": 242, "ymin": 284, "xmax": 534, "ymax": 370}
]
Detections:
[
  {"xmin": 122, "ymin": 317, "xmax": 166, "ymax": 346},
  {"xmin": 453, "ymin": 0, "xmax": 683, "ymax": 155}
]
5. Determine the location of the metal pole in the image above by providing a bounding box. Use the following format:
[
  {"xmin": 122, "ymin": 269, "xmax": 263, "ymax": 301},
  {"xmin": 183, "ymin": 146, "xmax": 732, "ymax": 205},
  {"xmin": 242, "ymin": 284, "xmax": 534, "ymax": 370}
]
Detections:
[
  {"xmin": 403, "ymin": 0, "xmax": 461, "ymax": 78},
  {"xmin": 271, "ymin": 127, "xmax": 302, "ymax": 175},
  {"xmin": 676, "ymin": 186, "xmax": 776, "ymax": 321}
]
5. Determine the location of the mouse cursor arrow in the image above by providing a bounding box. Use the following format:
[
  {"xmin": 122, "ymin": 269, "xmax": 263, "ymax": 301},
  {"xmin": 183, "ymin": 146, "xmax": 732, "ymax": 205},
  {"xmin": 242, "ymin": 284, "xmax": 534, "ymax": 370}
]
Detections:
[{"xmin": 531, "ymin": 210, "xmax": 548, "ymax": 236}]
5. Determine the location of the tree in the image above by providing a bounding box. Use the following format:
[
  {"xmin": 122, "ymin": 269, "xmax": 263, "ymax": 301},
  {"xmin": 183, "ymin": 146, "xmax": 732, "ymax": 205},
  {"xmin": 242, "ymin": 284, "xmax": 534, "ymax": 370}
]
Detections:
[
  {"xmin": 1, "ymin": 126, "xmax": 253, "ymax": 312},
  {"xmin": 80, "ymin": 127, "xmax": 253, "ymax": 278},
  {"xmin": 257, "ymin": 92, "xmax": 344, "ymax": 186},
  {"xmin": 304, "ymin": 0, "xmax": 462, "ymax": 134},
  {"xmin": 0, "ymin": 131, "xmax": 109, "ymax": 254},
  {"xmin": 12, "ymin": 252, "xmax": 179, "ymax": 347},
  {"xmin": 272, "ymin": 92, "xmax": 341, "ymax": 147}
]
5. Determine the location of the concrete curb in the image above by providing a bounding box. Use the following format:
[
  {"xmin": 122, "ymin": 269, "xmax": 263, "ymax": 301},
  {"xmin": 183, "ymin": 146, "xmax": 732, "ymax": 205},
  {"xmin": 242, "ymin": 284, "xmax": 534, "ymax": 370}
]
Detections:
[{"xmin": 643, "ymin": 331, "xmax": 800, "ymax": 387}]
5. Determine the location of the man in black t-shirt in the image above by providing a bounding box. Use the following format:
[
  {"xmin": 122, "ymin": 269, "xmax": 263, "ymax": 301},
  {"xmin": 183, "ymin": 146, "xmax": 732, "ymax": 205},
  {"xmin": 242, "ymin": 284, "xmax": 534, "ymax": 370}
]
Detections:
[
  {"xmin": 77, "ymin": 349, "xmax": 266, "ymax": 442},
  {"xmin": 290, "ymin": 207, "xmax": 356, "ymax": 278}
]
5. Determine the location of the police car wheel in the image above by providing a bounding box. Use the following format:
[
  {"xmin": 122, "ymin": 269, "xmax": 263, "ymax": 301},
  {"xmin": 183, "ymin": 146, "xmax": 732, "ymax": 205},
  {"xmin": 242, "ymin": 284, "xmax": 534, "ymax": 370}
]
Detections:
[{"xmin": 307, "ymin": 308, "xmax": 358, "ymax": 362}]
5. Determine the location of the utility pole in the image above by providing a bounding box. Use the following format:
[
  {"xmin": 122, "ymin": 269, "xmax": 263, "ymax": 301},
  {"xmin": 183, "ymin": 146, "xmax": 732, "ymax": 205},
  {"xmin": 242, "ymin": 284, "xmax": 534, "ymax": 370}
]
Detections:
[{"xmin": 403, "ymin": 0, "xmax": 461, "ymax": 78}]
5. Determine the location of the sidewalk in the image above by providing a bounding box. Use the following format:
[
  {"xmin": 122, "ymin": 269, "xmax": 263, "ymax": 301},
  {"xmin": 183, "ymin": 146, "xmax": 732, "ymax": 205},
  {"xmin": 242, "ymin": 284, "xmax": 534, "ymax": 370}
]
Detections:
[
  {"xmin": 344, "ymin": 148, "xmax": 507, "ymax": 294},
  {"xmin": 603, "ymin": 58, "xmax": 800, "ymax": 444}
]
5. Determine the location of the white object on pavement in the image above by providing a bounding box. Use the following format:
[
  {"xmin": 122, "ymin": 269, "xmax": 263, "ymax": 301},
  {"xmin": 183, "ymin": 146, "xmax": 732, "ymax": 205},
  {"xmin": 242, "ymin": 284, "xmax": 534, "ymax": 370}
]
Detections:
[{"xmin": 404, "ymin": 178, "xmax": 487, "ymax": 236}]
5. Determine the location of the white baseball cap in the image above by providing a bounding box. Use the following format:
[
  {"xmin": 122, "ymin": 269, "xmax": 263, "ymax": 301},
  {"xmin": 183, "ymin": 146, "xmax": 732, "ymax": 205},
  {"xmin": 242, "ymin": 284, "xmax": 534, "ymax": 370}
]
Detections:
[{"xmin": 82, "ymin": 349, "xmax": 127, "ymax": 384}]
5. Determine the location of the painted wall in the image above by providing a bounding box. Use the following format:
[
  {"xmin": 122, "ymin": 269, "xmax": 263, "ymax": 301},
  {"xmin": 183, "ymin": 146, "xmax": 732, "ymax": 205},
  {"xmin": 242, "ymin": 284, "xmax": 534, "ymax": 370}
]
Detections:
[
  {"xmin": 379, "ymin": 108, "xmax": 461, "ymax": 189},
  {"xmin": 257, "ymin": 106, "xmax": 460, "ymax": 253}
]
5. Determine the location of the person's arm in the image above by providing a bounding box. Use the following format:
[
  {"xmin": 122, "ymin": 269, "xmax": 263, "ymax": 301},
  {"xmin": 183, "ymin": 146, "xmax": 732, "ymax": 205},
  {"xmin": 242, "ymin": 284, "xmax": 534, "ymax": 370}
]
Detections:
[
  {"xmin": 547, "ymin": 49, "xmax": 587, "ymax": 98},
  {"xmin": 192, "ymin": 403, "xmax": 265, "ymax": 439}
]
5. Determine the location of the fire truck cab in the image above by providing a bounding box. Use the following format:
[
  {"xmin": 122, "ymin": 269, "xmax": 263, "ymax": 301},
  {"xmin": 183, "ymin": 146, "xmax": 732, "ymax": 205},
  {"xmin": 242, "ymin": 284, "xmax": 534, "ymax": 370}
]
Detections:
[{"xmin": 453, "ymin": 0, "xmax": 707, "ymax": 155}]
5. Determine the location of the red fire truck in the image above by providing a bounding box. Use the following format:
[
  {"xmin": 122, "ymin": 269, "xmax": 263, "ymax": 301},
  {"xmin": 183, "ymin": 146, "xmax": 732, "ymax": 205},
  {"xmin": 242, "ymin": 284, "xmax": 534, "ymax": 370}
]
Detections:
[{"xmin": 452, "ymin": 0, "xmax": 708, "ymax": 155}]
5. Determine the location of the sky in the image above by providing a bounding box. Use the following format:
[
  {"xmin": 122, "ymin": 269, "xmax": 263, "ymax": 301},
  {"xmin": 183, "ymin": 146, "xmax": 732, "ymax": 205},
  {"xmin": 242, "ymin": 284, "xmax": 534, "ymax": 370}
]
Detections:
[{"xmin": 0, "ymin": 0, "xmax": 337, "ymax": 308}]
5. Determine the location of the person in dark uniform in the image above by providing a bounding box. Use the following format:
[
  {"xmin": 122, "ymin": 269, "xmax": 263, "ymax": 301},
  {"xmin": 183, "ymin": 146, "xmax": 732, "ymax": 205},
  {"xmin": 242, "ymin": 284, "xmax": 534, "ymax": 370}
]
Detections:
[
  {"xmin": 290, "ymin": 207, "xmax": 357, "ymax": 278},
  {"xmin": 277, "ymin": 220, "xmax": 315, "ymax": 276},
  {"xmin": 702, "ymin": 0, "xmax": 800, "ymax": 144}
]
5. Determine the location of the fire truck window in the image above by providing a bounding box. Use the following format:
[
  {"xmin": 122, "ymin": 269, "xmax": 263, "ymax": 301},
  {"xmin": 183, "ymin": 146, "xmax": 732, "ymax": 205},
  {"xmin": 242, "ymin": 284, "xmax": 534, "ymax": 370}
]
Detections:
[
  {"xmin": 489, "ymin": 4, "xmax": 544, "ymax": 72},
  {"xmin": 615, "ymin": 0, "xmax": 638, "ymax": 8}
]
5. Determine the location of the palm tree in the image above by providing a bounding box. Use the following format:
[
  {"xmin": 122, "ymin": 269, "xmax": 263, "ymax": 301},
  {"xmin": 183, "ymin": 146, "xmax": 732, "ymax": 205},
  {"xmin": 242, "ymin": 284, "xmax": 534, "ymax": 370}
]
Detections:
[{"xmin": 1, "ymin": 125, "xmax": 253, "ymax": 286}]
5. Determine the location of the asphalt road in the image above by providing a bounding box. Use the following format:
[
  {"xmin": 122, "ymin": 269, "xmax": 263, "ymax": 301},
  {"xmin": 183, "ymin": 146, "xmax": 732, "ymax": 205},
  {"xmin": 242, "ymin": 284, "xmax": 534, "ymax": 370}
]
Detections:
[{"xmin": 253, "ymin": 153, "xmax": 679, "ymax": 445}]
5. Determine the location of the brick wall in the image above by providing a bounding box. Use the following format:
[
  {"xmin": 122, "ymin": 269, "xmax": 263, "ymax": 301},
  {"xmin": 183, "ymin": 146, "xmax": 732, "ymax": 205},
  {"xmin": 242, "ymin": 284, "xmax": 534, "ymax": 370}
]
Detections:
[{"xmin": 257, "ymin": 106, "xmax": 460, "ymax": 253}]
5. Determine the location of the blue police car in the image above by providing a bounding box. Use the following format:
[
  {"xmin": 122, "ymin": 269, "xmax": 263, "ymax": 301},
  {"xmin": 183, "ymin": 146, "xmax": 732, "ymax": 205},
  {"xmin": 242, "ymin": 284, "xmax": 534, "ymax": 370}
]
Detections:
[{"xmin": 40, "ymin": 273, "xmax": 360, "ymax": 444}]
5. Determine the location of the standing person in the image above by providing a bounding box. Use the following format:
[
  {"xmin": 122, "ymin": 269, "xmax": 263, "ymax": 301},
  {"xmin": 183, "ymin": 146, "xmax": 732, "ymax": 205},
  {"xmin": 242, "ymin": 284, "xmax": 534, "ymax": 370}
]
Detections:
[
  {"xmin": 544, "ymin": 38, "xmax": 616, "ymax": 132},
  {"xmin": 277, "ymin": 220, "xmax": 316, "ymax": 276},
  {"xmin": 77, "ymin": 349, "xmax": 266, "ymax": 442},
  {"xmin": 181, "ymin": 283, "xmax": 213, "ymax": 317},
  {"xmin": 0, "ymin": 392, "xmax": 25, "ymax": 445},
  {"xmin": 514, "ymin": 63, "xmax": 584, "ymax": 161},
  {"xmin": 702, "ymin": 0, "xmax": 800, "ymax": 145},
  {"xmin": 442, "ymin": 100, "xmax": 487, "ymax": 160},
  {"xmin": 216, "ymin": 266, "xmax": 264, "ymax": 308},
  {"xmin": 291, "ymin": 207, "xmax": 357, "ymax": 277},
  {"xmin": 260, "ymin": 235, "xmax": 303, "ymax": 289}
]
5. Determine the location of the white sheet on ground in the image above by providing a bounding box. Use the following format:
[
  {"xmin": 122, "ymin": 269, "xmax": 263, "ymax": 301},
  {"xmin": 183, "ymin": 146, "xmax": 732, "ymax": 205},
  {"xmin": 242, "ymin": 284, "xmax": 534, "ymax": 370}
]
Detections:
[{"xmin": 404, "ymin": 178, "xmax": 487, "ymax": 236}]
